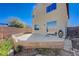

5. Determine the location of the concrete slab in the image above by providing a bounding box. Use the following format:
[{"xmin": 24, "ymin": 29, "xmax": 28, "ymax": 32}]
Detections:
[{"xmin": 12, "ymin": 33, "xmax": 64, "ymax": 48}]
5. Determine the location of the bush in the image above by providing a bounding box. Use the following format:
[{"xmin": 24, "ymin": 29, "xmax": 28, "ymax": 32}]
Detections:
[
  {"xmin": 8, "ymin": 17, "xmax": 28, "ymax": 28},
  {"xmin": 0, "ymin": 39, "xmax": 13, "ymax": 56}
]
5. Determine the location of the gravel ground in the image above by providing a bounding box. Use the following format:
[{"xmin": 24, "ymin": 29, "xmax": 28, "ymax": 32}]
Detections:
[
  {"xmin": 15, "ymin": 48, "xmax": 37, "ymax": 56},
  {"xmin": 14, "ymin": 48, "xmax": 58, "ymax": 56}
]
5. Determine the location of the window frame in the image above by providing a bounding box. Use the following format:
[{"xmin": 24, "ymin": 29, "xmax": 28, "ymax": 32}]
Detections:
[{"xmin": 34, "ymin": 24, "xmax": 40, "ymax": 30}]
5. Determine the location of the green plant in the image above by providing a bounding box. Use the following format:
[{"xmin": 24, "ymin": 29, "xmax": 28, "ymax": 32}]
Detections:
[
  {"xmin": 0, "ymin": 39, "xmax": 13, "ymax": 56},
  {"xmin": 8, "ymin": 17, "xmax": 28, "ymax": 28}
]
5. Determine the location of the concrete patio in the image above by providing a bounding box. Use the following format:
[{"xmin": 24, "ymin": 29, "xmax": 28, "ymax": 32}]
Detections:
[{"xmin": 12, "ymin": 33, "xmax": 64, "ymax": 48}]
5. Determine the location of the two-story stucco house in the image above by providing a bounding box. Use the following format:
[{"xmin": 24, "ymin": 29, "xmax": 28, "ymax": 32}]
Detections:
[
  {"xmin": 12, "ymin": 3, "xmax": 69, "ymax": 49},
  {"xmin": 33, "ymin": 3, "xmax": 69, "ymax": 38}
]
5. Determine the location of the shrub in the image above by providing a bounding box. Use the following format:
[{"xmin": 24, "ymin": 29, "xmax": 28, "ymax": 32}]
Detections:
[{"xmin": 0, "ymin": 39, "xmax": 13, "ymax": 56}]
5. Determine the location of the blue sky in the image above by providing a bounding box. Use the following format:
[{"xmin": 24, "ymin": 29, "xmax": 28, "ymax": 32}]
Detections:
[
  {"xmin": 0, "ymin": 3, "xmax": 35, "ymax": 26},
  {"xmin": 0, "ymin": 3, "xmax": 79, "ymax": 27},
  {"xmin": 68, "ymin": 3, "xmax": 79, "ymax": 27}
]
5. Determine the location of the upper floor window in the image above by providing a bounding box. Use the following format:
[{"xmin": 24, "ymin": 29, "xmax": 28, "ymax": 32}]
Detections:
[
  {"xmin": 34, "ymin": 24, "xmax": 40, "ymax": 30},
  {"xmin": 46, "ymin": 3, "xmax": 56, "ymax": 13}
]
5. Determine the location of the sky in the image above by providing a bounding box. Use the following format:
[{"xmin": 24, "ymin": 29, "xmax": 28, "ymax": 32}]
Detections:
[
  {"xmin": 68, "ymin": 3, "xmax": 79, "ymax": 27},
  {"xmin": 0, "ymin": 3, "xmax": 79, "ymax": 27},
  {"xmin": 0, "ymin": 3, "xmax": 35, "ymax": 27}
]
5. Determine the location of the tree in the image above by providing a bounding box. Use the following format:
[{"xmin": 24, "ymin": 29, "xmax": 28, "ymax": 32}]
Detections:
[{"xmin": 8, "ymin": 17, "xmax": 28, "ymax": 28}]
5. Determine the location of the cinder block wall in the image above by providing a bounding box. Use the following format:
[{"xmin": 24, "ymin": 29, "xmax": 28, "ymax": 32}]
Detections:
[{"xmin": 0, "ymin": 27, "xmax": 32, "ymax": 39}]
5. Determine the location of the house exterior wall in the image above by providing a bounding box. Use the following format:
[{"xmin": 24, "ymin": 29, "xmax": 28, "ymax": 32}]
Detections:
[{"xmin": 32, "ymin": 3, "xmax": 68, "ymax": 38}]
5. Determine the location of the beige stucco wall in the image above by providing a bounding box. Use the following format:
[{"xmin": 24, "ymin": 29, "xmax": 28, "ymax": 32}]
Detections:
[{"xmin": 32, "ymin": 3, "xmax": 68, "ymax": 36}]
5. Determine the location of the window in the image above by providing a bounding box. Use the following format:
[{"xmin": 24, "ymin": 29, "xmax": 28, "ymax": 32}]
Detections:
[
  {"xmin": 34, "ymin": 25, "xmax": 39, "ymax": 30},
  {"xmin": 46, "ymin": 3, "xmax": 56, "ymax": 13},
  {"xmin": 47, "ymin": 21, "xmax": 56, "ymax": 32},
  {"xmin": 47, "ymin": 21, "xmax": 56, "ymax": 29}
]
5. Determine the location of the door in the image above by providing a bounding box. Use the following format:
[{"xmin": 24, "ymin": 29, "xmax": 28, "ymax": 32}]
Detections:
[{"xmin": 46, "ymin": 21, "xmax": 57, "ymax": 35}]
